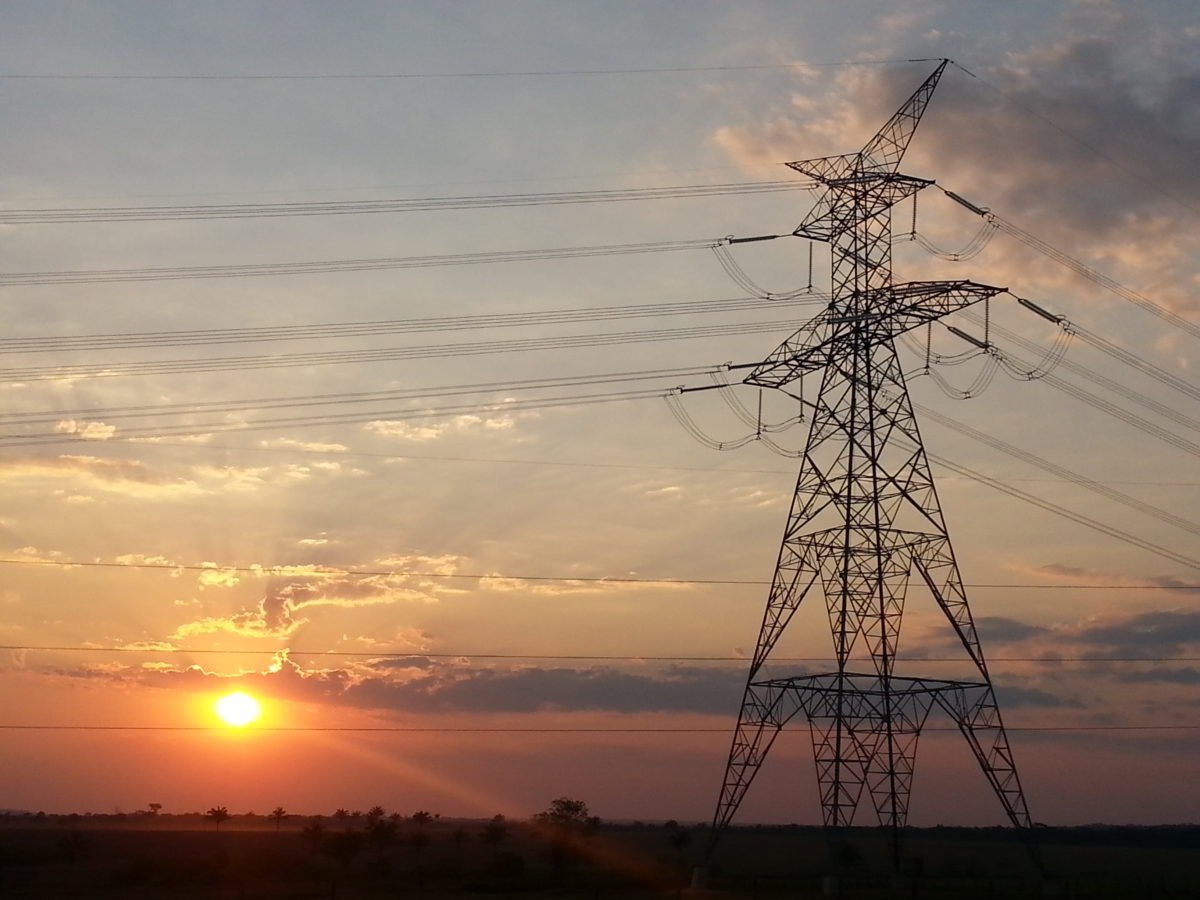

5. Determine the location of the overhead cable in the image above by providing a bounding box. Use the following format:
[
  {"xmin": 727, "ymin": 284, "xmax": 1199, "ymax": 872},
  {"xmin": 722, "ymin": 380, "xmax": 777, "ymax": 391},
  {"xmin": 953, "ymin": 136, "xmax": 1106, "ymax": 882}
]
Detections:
[
  {"xmin": 0, "ymin": 318, "xmax": 800, "ymax": 384},
  {"xmin": 5, "ymin": 644, "xmax": 1200, "ymax": 663},
  {"xmin": 0, "ymin": 365, "xmax": 726, "ymax": 427},
  {"xmin": 941, "ymin": 188, "xmax": 1200, "ymax": 342},
  {"xmin": 0, "ymin": 293, "xmax": 826, "ymax": 355},
  {"xmin": 956, "ymin": 311, "xmax": 1200, "ymax": 442},
  {"xmin": 910, "ymin": 439, "xmax": 1200, "ymax": 572},
  {"xmin": 0, "ymin": 180, "xmax": 814, "ymax": 225},
  {"xmin": 1, "ymin": 555, "xmax": 1196, "ymax": 592},
  {"xmin": 916, "ymin": 402, "xmax": 1200, "ymax": 539},
  {"xmin": 0, "ymin": 238, "xmax": 722, "ymax": 286},
  {"xmin": 0, "ymin": 387, "xmax": 678, "ymax": 448}
]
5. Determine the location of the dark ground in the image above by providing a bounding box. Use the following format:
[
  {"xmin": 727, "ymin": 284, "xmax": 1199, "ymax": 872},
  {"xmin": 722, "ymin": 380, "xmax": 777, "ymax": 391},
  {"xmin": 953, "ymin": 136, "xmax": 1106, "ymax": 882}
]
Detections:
[{"xmin": 1, "ymin": 814, "xmax": 1197, "ymax": 898}]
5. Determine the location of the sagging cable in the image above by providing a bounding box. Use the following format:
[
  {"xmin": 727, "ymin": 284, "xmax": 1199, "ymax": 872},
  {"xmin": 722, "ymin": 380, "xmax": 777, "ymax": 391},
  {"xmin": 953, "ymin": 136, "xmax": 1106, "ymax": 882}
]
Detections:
[{"xmin": 712, "ymin": 236, "xmax": 812, "ymax": 301}]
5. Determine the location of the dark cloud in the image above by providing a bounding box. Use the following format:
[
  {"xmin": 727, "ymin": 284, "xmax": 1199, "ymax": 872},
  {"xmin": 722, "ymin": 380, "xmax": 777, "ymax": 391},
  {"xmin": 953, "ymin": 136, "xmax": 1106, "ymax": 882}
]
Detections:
[
  {"xmin": 1068, "ymin": 610, "xmax": 1200, "ymax": 657},
  {"xmin": 69, "ymin": 658, "xmax": 747, "ymax": 716},
  {"xmin": 994, "ymin": 684, "xmax": 1082, "ymax": 710},
  {"xmin": 366, "ymin": 655, "xmax": 438, "ymax": 671},
  {"xmin": 717, "ymin": 10, "xmax": 1200, "ymax": 311},
  {"xmin": 975, "ymin": 616, "xmax": 1049, "ymax": 644},
  {"xmin": 1115, "ymin": 667, "xmax": 1200, "ymax": 686},
  {"xmin": 341, "ymin": 664, "xmax": 746, "ymax": 715}
]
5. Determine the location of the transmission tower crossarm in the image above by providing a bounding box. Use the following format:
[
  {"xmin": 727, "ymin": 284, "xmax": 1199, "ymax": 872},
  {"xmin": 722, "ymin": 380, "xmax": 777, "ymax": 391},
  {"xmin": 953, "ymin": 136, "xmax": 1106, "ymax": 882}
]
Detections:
[{"xmin": 744, "ymin": 280, "xmax": 1006, "ymax": 388}]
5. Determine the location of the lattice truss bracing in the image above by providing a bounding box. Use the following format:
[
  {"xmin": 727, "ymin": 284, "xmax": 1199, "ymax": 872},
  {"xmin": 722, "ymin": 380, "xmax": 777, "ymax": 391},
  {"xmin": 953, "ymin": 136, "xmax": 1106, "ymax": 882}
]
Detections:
[{"xmin": 711, "ymin": 61, "xmax": 1033, "ymax": 842}]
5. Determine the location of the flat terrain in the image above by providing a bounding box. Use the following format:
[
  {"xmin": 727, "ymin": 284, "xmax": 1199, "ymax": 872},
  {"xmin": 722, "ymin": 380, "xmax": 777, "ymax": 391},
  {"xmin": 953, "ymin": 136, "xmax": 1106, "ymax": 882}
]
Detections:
[{"xmin": 1, "ymin": 815, "xmax": 1197, "ymax": 898}]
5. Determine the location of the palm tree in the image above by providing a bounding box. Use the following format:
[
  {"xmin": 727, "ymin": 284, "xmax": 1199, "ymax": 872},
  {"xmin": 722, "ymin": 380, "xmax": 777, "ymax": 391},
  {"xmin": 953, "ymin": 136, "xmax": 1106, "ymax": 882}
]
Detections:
[
  {"xmin": 206, "ymin": 806, "xmax": 231, "ymax": 831},
  {"xmin": 270, "ymin": 806, "xmax": 287, "ymax": 832},
  {"xmin": 366, "ymin": 805, "xmax": 386, "ymax": 823}
]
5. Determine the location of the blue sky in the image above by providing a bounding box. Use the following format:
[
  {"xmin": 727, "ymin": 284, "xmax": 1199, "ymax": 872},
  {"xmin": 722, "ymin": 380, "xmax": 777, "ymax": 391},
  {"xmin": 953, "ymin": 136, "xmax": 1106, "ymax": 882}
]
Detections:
[{"xmin": 0, "ymin": 0, "xmax": 1198, "ymax": 825}]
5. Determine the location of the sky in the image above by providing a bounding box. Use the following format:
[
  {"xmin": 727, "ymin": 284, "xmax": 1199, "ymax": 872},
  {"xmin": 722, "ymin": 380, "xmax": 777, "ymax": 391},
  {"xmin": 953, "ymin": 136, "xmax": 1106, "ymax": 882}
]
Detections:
[{"xmin": 1, "ymin": 0, "xmax": 1198, "ymax": 827}]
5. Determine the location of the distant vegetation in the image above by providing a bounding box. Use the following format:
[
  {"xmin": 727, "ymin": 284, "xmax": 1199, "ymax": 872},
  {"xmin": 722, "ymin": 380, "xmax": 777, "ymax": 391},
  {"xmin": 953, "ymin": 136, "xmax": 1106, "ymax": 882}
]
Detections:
[{"xmin": 1, "ymin": 803, "xmax": 1197, "ymax": 898}]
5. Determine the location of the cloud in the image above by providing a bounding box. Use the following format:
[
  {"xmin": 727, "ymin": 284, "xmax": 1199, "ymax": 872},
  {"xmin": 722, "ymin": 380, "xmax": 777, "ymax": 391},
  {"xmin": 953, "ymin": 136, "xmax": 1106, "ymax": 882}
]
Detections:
[
  {"xmin": 1065, "ymin": 610, "xmax": 1200, "ymax": 657},
  {"xmin": 0, "ymin": 454, "xmax": 204, "ymax": 500},
  {"xmin": 364, "ymin": 412, "xmax": 519, "ymax": 442},
  {"xmin": 197, "ymin": 564, "xmax": 242, "ymax": 589},
  {"xmin": 994, "ymin": 684, "xmax": 1084, "ymax": 709},
  {"xmin": 713, "ymin": 8, "xmax": 1200, "ymax": 312},
  {"xmin": 1027, "ymin": 563, "xmax": 1200, "ymax": 597},
  {"xmin": 54, "ymin": 419, "xmax": 116, "ymax": 441},
  {"xmin": 342, "ymin": 663, "xmax": 747, "ymax": 715},
  {"xmin": 477, "ymin": 575, "xmax": 668, "ymax": 597},
  {"xmin": 63, "ymin": 651, "xmax": 747, "ymax": 716},
  {"xmin": 170, "ymin": 565, "xmax": 448, "ymax": 641},
  {"xmin": 1116, "ymin": 667, "xmax": 1200, "ymax": 686},
  {"xmin": 258, "ymin": 437, "xmax": 350, "ymax": 453},
  {"xmin": 975, "ymin": 616, "xmax": 1049, "ymax": 644}
]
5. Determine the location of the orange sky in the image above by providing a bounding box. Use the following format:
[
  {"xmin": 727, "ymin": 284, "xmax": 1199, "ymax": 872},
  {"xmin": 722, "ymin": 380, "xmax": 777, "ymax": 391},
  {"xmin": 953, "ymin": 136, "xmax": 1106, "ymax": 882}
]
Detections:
[{"xmin": 2, "ymin": 0, "xmax": 1198, "ymax": 827}]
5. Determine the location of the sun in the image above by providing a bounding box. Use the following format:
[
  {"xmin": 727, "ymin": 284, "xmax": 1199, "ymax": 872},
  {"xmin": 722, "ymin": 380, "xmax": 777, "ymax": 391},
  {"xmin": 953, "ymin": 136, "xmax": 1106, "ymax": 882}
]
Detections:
[{"xmin": 214, "ymin": 691, "xmax": 262, "ymax": 727}]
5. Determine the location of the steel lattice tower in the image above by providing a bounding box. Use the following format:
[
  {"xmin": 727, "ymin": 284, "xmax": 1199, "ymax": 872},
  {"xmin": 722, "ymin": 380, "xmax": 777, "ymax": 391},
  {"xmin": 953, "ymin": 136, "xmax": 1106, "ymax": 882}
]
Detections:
[{"xmin": 709, "ymin": 61, "xmax": 1033, "ymax": 852}]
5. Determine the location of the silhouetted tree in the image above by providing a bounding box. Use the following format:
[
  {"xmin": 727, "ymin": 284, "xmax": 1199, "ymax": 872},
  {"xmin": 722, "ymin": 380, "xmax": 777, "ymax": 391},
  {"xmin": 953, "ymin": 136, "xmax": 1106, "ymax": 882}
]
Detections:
[
  {"xmin": 665, "ymin": 821, "xmax": 691, "ymax": 867},
  {"xmin": 481, "ymin": 814, "xmax": 509, "ymax": 857},
  {"xmin": 57, "ymin": 831, "xmax": 92, "ymax": 862},
  {"xmin": 534, "ymin": 797, "xmax": 595, "ymax": 873},
  {"xmin": 206, "ymin": 806, "xmax": 231, "ymax": 831},
  {"xmin": 322, "ymin": 829, "xmax": 364, "ymax": 871},
  {"xmin": 411, "ymin": 809, "xmax": 433, "ymax": 828},
  {"xmin": 366, "ymin": 817, "xmax": 399, "ymax": 857},
  {"xmin": 302, "ymin": 818, "xmax": 327, "ymax": 854},
  {"xmin": 270, "ymin": 806, "xmax": 287, "ymax": 832},
  {"xmin": 409, "ymin": 829, "xmax": 432, "ymax": 856},
  {"xmin": 366, "ymin": 805, "xmax": 386, "ymax": 823},
  {"xmin": 333, "ymin": 808, "xmax": 350, "ymax": 827},
  {"xmin": 536, "ymin": 797, "xmax": 592, "ymax": 829}
]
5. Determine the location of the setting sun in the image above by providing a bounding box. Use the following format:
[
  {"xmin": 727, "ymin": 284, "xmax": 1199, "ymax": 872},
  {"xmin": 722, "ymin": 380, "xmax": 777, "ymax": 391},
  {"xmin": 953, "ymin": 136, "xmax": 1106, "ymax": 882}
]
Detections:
[{"xmin": 214, "ymin": 692, "xmax": 262, "ymax": 727}]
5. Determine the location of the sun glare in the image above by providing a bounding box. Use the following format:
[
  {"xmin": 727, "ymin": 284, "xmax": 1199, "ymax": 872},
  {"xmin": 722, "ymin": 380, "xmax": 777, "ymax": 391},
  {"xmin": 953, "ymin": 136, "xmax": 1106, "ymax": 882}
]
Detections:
[{"xmin": 214, "ymin": 691, "xmax": 262, "ymax": 727}]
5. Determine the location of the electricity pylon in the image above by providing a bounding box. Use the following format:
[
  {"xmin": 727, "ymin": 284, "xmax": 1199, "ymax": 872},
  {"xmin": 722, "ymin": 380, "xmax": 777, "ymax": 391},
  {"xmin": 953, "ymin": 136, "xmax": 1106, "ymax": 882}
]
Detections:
[{"xmin": 709, "ymin": 60, "xmax": 1033, "ymax": 854}]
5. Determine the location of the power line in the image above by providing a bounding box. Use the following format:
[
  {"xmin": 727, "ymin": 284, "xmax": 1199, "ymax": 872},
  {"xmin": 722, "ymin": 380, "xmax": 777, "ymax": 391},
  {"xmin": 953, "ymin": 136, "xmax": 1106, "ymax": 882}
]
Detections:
[
  {"xmin": 0, "ymin": 180, "xmax": 813, "ymax": 224},
  {"xmin": 942, "ymin": 190, "xmax": 1200, "ymax": 342},
  {"xmin": 0, "ymin": 557, "xmax": 759, "ymax": 585},
  {"xmin": 0, "ymin": 365, "xmax": 727, "ymax": 427},
  {"xmin": 917, "ymin": 441, "xmax": 1200, "ymax": 572},
  {"xmin": 0, "ymin": 556, "xmax": 1196, "ymax": 591},
  {"xmin": 0, "ymin": 237, "xmax": 721, "ymax": 286},
  {"xmin": 956, "ymin": 310, "xmax": 1200, "ymax": 439},
  {"xmin": 0, "ymin": 387, "xmax": 675, "ymax": 448},
  {"xmin": 3, "ymin": 645, "xmax": 1197, "ymax": 663},
  {"xmin": 0, "ymin": 320, "xmax": 794, "ymax": 391},
  {"xmin": 0, "ymin": 59, "xmax": 906, "ymax": 82},
  {"xmin": 916, "ymin": 402, "xmax": 1200, "ymax": 539},
  {"xmin": 0, "ymin": 724, "xmax": 1194, "ymax": 733},
  {"xmin": 0, "ymin": 293, "xmax": 824, "ymax": 355}
]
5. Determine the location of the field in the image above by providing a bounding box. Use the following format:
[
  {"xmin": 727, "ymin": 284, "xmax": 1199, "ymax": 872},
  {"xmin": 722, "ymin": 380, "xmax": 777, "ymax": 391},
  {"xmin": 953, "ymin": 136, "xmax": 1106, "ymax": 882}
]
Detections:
[{"xmin": 1, "ymin": 814, "xmax": 1198, "ymax": 898}]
